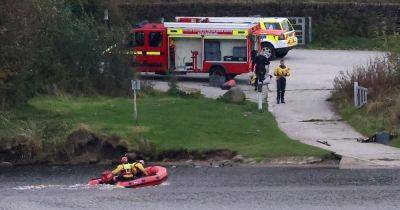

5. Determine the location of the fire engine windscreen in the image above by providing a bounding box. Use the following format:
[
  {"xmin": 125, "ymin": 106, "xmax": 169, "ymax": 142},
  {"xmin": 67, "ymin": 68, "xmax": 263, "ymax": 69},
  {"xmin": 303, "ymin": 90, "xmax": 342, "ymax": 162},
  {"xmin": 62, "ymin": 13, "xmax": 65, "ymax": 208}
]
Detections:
[
  {"xmin": 264, "ymin": 23, "xmax": 281, "ymax": 30},
  {"xmin": 280, "ymin": 20, "xmax": 294, "ymax": 31},
  {"xmin": 133, "ymin": 32, "xmax": 145, "ymax": 46},
  {"xmin": 149, "ymin": 32, "xmax": 163, "ymax": 47}
]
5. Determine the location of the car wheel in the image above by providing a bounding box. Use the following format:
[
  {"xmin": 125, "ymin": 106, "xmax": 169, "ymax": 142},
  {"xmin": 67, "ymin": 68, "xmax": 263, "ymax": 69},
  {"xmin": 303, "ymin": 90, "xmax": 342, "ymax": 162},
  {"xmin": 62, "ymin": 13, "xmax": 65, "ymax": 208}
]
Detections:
[{"xmin": 261, "ymin": 43, "xmax": 275, "ymax": 60}]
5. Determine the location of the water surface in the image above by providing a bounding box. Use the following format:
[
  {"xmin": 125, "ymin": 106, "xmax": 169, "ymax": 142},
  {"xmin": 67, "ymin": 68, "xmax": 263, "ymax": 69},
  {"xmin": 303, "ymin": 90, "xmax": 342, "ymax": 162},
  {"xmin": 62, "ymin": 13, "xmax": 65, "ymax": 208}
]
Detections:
[{"xmin": 1, "ymin": 165, "xmax": 400, "ymax": 210}]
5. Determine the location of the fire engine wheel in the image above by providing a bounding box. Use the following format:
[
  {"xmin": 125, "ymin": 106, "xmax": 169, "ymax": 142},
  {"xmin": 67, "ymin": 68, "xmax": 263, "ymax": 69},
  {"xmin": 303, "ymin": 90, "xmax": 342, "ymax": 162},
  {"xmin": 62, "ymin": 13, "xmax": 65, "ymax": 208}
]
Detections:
[
  {"xmin": 209, "ymin": 67, "xmax": 227, "ymax": 87},
  {"xmin": 261, "ymin": 43, "xmax": 275, "ymax": 60}
]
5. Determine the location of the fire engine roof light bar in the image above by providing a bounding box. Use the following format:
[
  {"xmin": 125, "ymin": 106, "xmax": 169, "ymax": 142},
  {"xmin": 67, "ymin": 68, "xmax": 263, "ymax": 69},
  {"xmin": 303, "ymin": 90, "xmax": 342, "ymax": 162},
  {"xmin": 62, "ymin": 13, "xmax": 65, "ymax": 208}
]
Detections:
[
  {"xmin": 164, "ymin": 22, "xmax": 256, "ymax": 29},
  {"xmin": 175, "ymin": 17, "xmax": 287, "ymax": 23}
]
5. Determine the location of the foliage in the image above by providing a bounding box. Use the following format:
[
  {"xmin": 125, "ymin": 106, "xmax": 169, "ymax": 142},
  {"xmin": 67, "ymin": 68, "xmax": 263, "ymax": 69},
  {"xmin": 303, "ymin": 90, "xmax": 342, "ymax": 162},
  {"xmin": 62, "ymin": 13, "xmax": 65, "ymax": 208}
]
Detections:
[
  {"xmin": 333, "ymin": 54, "xmax": 399, "ymax": 103},
  {"xmin": 123, "ymin": 1, "xmax": 400, "ymax": 47},
  {"xmin": 0, "ymin": 0, "xmax": 133, "ymax": 109},
  {"xmin": 332, "ymin": 51, "xmax": 400, "ymax": 146},
  {"xmin": 166, "ymin": 69, "xmax": 179, "ymax": 93}
]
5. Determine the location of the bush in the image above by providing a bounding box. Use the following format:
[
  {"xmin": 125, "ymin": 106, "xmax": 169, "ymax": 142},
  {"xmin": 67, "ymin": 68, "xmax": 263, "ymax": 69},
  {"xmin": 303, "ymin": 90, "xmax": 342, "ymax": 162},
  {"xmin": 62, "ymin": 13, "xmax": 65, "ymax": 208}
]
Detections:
[
  {"xmin": 0, "ymin": 0, "xmax": 133, "ymax": 109},
  {"xmin": 333, "ymin": 53, "xmax": 399, "ymax": 103},
  {"xmin": 332, "ymin": 52, "xmax": 400, "ymax": 132}
]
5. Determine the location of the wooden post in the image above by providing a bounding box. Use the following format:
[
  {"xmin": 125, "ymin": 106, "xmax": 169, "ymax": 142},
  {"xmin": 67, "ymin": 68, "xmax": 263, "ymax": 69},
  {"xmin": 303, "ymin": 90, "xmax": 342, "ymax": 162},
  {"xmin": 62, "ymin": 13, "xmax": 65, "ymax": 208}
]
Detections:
[{"xmin": 133, "ymin": 88, "xmax": 138, "ymax": 125}]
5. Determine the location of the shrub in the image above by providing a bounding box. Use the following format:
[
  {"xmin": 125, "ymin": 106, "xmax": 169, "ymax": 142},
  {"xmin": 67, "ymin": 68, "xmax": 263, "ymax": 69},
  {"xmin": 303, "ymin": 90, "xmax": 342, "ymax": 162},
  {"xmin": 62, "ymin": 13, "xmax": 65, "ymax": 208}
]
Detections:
[
  {"xmin": 0, "ymin": 0, "xmax": 133, "ymax": 109},
  {"xmin": 333, "ymin": 54, "xmax": 399, "ymax": 103},
  {"xmin": 332, "ymin": 52, "xmax": 400, "ymax": 133}
]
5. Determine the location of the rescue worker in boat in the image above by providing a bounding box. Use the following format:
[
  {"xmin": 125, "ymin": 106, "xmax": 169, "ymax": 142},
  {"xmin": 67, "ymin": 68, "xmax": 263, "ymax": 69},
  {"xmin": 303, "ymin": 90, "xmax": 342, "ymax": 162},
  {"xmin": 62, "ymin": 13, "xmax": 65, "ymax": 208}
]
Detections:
[
  {"xmin": 112, "ymin": 156, "xmax": 135, "ymax": 181},
  {"xmin": 112, "ymin": 157, "xmax": 148, "ymax": 181},
  {"xmin": 132, "ymin": 159, "xmax": 148, "ymax": 178},
  {"xmin": 253, "ymin": 48, "xmax": 270, "ymax": 91},
  {"xmin": 274, "ymin": 59, "xmax": 291, "ymax": 104}
]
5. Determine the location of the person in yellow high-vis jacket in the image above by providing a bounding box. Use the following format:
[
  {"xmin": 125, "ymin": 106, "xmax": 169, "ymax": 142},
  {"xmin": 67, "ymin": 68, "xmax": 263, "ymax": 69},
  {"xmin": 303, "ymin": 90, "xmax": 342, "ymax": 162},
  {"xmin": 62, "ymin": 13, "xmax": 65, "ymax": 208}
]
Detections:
[
  {"xmin": 274, "ymin": 60, "xmax": 291, "ymax": 104},
  {"xmin": 112, "ymin": 156, "xmax": 134, "ymax": 181},
  {"xmin": 112, "ymin": 157, "xmax": 148, "ymax": 181},
  {"xmin": 132, "ymin": 160, "xmax": 148, "ymax": 178}
]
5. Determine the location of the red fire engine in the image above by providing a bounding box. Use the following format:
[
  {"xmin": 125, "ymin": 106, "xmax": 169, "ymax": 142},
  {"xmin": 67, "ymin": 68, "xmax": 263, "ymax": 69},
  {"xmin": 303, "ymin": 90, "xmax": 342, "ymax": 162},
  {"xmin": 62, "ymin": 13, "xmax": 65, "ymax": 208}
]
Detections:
[
  {"xmin": 132, "ymin": 17, "xmax": 297, "ymax": 84},
  {"xmin": 132, "ymin": 21, "xmax": 261, "ymax": 83}
]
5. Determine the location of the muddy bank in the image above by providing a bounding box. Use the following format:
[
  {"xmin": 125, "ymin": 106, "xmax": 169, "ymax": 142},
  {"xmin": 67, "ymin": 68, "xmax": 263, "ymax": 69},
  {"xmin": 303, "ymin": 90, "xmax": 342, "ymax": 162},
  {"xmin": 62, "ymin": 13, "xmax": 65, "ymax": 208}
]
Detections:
[
  {"xmin": 0, "ymin": 128, "xmax": 238, "ymax": 166},
  {"xmin": 0, "ymin": 127, "xmax": 339, "ymax": 167},
  {"xmin": 0, "ymin": 128, "xmax": 129, "ymax": 166}
]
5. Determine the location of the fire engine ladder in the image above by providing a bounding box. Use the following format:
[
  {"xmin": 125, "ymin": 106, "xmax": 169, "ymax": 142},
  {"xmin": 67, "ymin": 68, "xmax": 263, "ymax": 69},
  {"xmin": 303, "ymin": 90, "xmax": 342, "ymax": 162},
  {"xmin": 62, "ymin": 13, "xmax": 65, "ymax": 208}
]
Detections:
[
  {"xmin": 176, "ymin": 16, "xmax": 312, "ymax": 45},
  {"xmin": 175, "ymin": 16, "xmax": 280, "ymax": 24},
  {"xmin": 164, "ymin": 22, "xmax": 256, "ymax": 29}
]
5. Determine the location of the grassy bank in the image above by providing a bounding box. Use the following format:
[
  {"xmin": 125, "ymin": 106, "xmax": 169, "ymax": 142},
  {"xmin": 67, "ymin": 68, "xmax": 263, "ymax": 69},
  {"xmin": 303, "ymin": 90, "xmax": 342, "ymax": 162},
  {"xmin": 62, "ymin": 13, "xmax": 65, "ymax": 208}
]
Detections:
[{"xmin": 1, "ymin": 94, "xmax": 329, "ymax": 161}]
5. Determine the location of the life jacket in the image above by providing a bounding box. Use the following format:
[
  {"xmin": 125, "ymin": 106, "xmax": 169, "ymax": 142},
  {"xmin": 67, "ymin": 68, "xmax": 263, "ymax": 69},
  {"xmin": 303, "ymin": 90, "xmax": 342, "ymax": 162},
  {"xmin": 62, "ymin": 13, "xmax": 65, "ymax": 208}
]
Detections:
[
  {"xmin": 132, "ymin": 161, "xmax": 145, "ymax": 176},
  {"xmin": 132, "ymin": 162, "xmax": 143, "ymax": 169},
  {"xmin": 121, "ymin": 163, "xmax": 134, "ymax": 178},
  {"xmin": 274, "ymin": 65, "xmax": 290, "ymax": 79}
]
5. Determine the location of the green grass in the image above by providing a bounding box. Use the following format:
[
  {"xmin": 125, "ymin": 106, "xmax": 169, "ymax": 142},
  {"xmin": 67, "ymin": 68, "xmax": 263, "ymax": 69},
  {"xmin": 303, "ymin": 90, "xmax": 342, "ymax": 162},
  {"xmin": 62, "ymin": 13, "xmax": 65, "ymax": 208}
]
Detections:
[
  {"xmin": 1, "ymin": 94, "xmax": 329, "ymax": 160},
  {"xmin": 334, "ymin": 100, "xmax": 400, "ymax": 148}
]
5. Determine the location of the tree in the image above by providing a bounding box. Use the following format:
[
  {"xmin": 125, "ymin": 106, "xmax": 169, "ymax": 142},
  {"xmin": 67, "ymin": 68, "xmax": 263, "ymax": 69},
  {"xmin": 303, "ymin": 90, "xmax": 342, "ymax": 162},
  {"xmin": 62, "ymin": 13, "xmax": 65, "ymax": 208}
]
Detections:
[{"xmin": 0, "ymin": 0, "xmax": 133, "ymax": 109}]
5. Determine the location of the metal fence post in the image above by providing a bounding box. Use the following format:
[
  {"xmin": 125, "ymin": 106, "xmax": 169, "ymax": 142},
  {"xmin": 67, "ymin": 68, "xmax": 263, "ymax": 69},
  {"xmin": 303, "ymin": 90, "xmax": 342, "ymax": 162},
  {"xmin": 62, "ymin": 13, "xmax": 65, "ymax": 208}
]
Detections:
[
  {"xmin": 354, "ymin": 82, "xmax": 358, "ymax": 107},
  {"xmin": 354, "ymin": 82, "xmax": 368, "ymax": 108},
  {"xmin": 289, "ymin": 17, "xmax": 308, "ymax": 45}
]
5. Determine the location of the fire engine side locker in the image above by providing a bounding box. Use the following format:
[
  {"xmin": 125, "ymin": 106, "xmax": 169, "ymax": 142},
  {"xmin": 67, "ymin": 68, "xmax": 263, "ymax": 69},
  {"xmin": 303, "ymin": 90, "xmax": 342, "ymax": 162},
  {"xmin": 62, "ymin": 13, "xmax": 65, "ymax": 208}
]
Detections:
[
  {"xmin": 169, "ymin": 36, "xmax": 250, "ymax": 75},
  {"xmin": 168, "ymin": 36, "xmax": 203, "ymax": 72},
  {"xmin": 164, "ymin": 22, "xmax": 257, "ymax": 76},
  {"xmin": 202, "ymin": 35, "xmax": 249, "ymax": 76}
]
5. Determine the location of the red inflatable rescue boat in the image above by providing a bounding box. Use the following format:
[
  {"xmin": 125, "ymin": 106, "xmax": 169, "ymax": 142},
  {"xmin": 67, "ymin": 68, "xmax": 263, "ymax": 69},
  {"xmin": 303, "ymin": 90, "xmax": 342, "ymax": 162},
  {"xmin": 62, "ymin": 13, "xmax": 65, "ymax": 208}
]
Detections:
[{"xmin": 88, "ymin": 166, "xmax": 168, "ymax": 188}]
